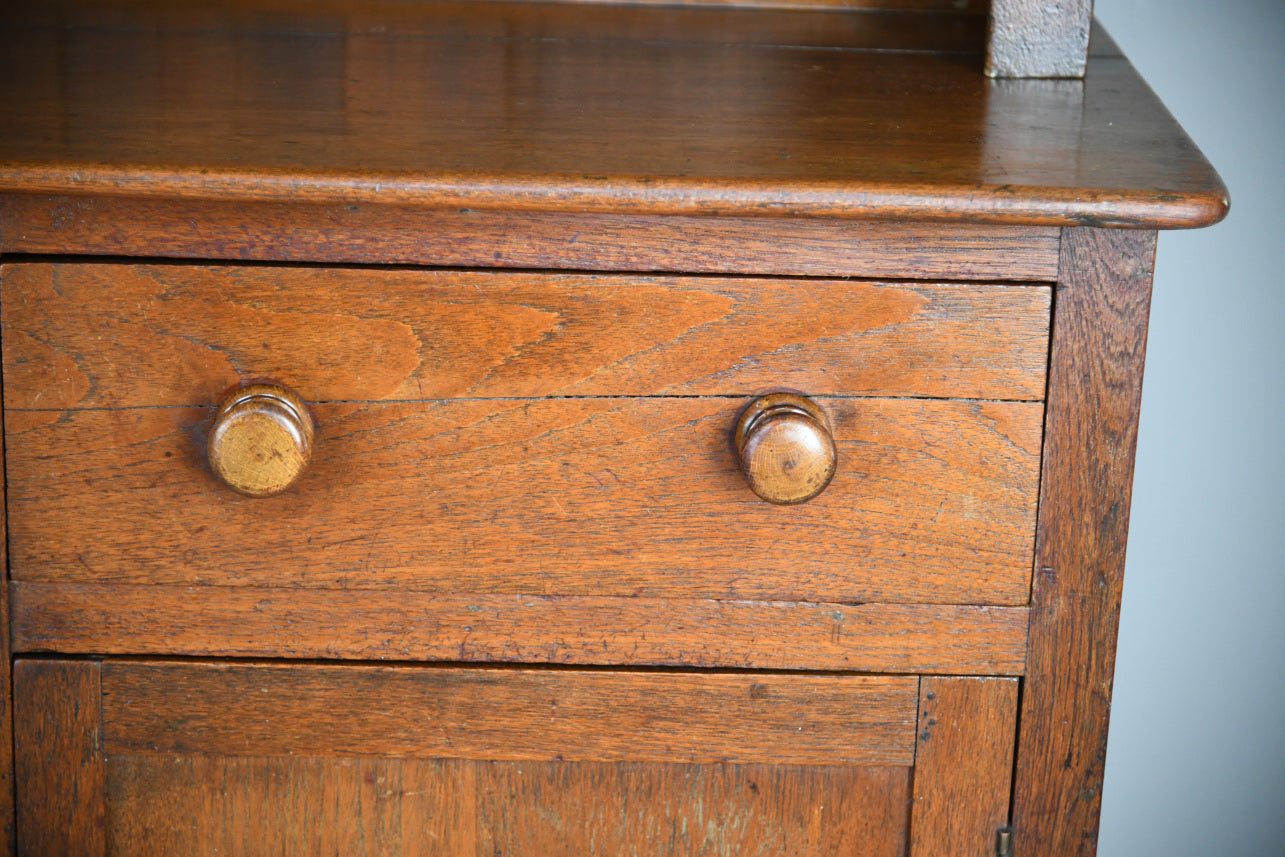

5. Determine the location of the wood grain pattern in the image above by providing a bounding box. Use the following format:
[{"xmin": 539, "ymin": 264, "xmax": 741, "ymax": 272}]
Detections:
[
  {"xmin": 910, "ymin": 676, "xmax": 1018, "ymax": 857},
  {"xmin": 3, "ymin": 0, "xmax": 988, "ymax": 52},
  {"xmin": 6, "ymin": 397, "xmax": 1043, "ymax": 605},
  {"xmin": 1, "ymin": 263, "xmax": 1052, "ymax": 406},
  {"xmin": 1011, "ymin": 228, "xmax": 1157, "ymax": 856},
  {"xmin": 0, "ymin": 204, "xmax": 1063, "ymax": 280},
  {"xmin": 12, "ymin": 0, "xmax": 988, "ymax": 23},
  {"xmin": 735, "ymin": 393, "xmax": 837, "ymax": 505},
  {"xmin": 0, "ymin": 335, "xmax": 12, "ymax": 857},
  {"xmin": 0, "ymin": 4, "xmax": 1227, "ymax": 228},
  {"xmin": 100, "ymin": 662, "xmax": 919, "ymax": 766},
  {"xmin": 104, "ymin": 756, "xmax": 911, "ymax": 857},
  {"xmin": 12, "ymin": 659, "xmax": 105, "ymax": 857},
  {"xmin": 207, "ymin": 384, "xmax": 315, "ymax": 497},
  {"xmin": 986, "ymin": 0, "xmax": 1093, "ymax": 78},
  {"xmin": 11, "ymin": 582, "xmax": 1030, "ymax": 674}
]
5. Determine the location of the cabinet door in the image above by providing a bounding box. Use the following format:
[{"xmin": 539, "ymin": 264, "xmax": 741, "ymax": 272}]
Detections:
[{"xmin": 14, "ymin": 659, "xmax": 1015, "ymax": 857}]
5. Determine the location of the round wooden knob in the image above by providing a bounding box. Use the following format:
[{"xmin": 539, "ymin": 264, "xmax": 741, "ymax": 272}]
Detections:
[
  {"xmin": 207, "ymin": 384, "xmax": 314, "ymax": 497},
  {"xmin": 735, "ymin": 393, "xmax": 836, "ymax": 505}
]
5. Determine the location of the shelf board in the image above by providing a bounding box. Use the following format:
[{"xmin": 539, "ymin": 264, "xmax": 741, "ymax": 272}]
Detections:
[{"xmin": 0, "ymin": 1, "xmax": 1228, "ymax": 229}]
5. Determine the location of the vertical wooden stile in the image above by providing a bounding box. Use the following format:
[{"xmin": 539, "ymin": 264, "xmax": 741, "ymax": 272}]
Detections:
[
  {"xmin": 13, "ymin": 659, "xmax": 106, "ymax": 857},
  {"xmin": 0, "ymin": 266, "xmax": 14, "ymax": 855},
  {"xmin": 910, "ymin": 676, "xmax": 1019, "ymax": 856},
  {"xmin": 1011, "ymin": 227, "xmax": 1157, "ymax": 855}
]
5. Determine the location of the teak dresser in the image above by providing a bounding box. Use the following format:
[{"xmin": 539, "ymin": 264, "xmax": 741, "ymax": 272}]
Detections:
[{"xmin": 0, "ymin": 0, "xmax": 1227, "ymax": 855}]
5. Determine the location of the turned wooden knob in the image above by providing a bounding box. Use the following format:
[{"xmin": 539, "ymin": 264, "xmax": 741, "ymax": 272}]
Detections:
[
  {"xmin": 735, "ymin": 393, "xmax": 836, "ymax": 505},
  {"xmin": 207, "ymin": 384, "xmax": 314, "ymax": 497}
]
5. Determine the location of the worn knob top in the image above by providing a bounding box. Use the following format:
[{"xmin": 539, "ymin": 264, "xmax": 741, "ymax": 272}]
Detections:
[
  {"xmin": 735, "ymin": 393, "xmax": 837, "ymax": 505},
  {"xmin": 207, "ymin": 384, "xmax": 314, "ymax": 497}
]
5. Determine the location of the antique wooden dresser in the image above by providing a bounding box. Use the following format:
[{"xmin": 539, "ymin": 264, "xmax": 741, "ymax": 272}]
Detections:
[{"xmin": 0, "ymin": 0, "xmax": 1227, "ymax": 854}]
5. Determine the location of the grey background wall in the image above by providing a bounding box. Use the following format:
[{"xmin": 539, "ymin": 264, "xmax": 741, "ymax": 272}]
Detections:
[{"xmin": 1091, "ymin": 2, "xmax": 1285, "ymax": 855}]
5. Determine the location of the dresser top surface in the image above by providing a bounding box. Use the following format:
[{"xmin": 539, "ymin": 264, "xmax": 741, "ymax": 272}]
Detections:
[{"xmin": 0, "ymin": 0, "xmax": 1227, "ymax": 228}]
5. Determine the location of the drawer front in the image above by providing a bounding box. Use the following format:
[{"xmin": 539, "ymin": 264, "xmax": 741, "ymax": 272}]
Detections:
[
  {"xmin": 2, "ymin": 262, "xmax": 1050, "ymax": 403},
  {"xmin": 15, "ymin": 658, "xmax": 1018, "ymax": 857},
  {"xmin": 6, "ymin": 397, "xmax": 1041, "ymax": 603},
  {"xmin": 3, "ymin": 262, "xmax": 1047, "ymax": 659}
]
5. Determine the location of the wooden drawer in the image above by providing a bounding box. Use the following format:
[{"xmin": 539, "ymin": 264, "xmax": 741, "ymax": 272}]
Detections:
[
  {"xmin": 2, "ymin": 262, "xmax": 1051, "ymax": 403},
  {"xmin": 15, "ymin": 658, "xmax": 1018, "ymax": 857},
  {"xmin": 3, "ymin": 261, "xmax": 1048, "ymax": 668}
]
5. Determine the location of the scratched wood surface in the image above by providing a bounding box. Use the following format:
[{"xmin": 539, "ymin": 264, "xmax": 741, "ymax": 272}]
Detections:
[
  {"xmin": 100, "ymin": 662, "xmax": 918, "ymax": 765},
  {"xmin": 1, "ymin": 263, "xmax": 1051, "ymax": 405},
  {"xmin": 95, "ymin": 661, "xmax": 915, "ymax": 854},
  {"xmin": 0, "ymin": 2, "xmax": 1227, "ymax": 228},
  {"xmin": 1011, "ymin": 228, "xmax": 1157, "ymax": 855},
  {"xmin": 11, "ymin": 582, "xmax": 1030, "ymax": 674},
  {"xmin": 12, "ymin": 659, "xmax": 106, "ymax": 857},
  {"xmin": 104, "ymin": 757, "xmax": 912, "ymax": 857},
  {"xmin": 909, "ymin": 676, "xmax": 1019, "ymax": 857},
  {"xmin": 6, "ymin": 397, "xmax": 1042, "ymax": 605},
  {"xmin": 13, "ymin": 657, "xmax": 919, "ymax": 855}
]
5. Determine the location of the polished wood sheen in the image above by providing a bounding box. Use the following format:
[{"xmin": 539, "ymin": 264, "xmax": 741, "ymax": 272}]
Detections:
[
  {"xmin": 0, "ymin": 4, "xmax": 1227, "ymax": 229},
  {"xmin": 6, "ymin": 0, "xmax": 989, "ymax": 52},
  {"xmin": 7, "ymin": 0, "xmax": 989, "ymax": 20},
  {"xmin": 11, "ymin": 582, "xmax": 1031, "ymax": 675},
  {"xmin": 207, "ymin": 384, "xmax": 314, "ymax": 497},
  {"xmin": 1, "ymin": 263, "xmax": 1052, "ymax": 405},
  {"xmin": 0, "ymin": 0, "xmax": 1231, "ymax": 853},
  {"xmin": 736, "ymin": 393, "xmax": 837, "ymax": 505},
  {"xmin": 6, "ymin": 398, "xmax": 1043, "ymax": 605}
]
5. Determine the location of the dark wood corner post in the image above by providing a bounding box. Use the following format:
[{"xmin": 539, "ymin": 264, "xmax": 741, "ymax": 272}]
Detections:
[
  {"xmin": 0, "ymin": 272, "xmax": 14, "ymax": 857},
  {"xmin": 987, "ymin": 0, "xmax": 1095, "ymax": 79},
  {"xmin": 1011, "ymin": 227, "xmax": 1157, "ymax": 855}
]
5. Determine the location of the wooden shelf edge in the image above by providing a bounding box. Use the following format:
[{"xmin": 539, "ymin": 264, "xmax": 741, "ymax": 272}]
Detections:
[{"xmin": 0, "ymin": 169, "xmax": 1231, "ymax": 230}]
